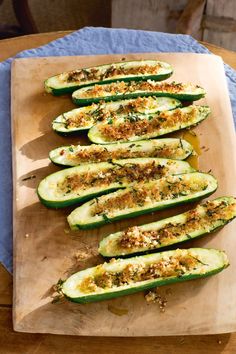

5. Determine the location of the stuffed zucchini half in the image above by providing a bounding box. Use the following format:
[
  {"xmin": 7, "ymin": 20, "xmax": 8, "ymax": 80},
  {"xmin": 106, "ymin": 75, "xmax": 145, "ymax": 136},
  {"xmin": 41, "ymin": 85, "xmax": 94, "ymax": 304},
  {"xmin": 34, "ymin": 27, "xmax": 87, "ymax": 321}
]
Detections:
[
  {"xmin": 72, "ymin": 80, "xmax": 206, "ymax": 106},
  {"xmin": 61, "ymin": 248, "xmax": 229, "ymax": 303},
  {"xmin": 88, "ymin": 105, "xmax": 210, "ymax": 144},
  {"xmin": 67, "ymin": 172, "xmax": 217, "ymax": 230},
  {"xmin": 38, "ymin": 158, "xmax": 194, "ymax": 208},
  {"xmin": 49, "ymin": 138, "xmax": 194, "ymax": 167},
  {"xmin": 99, "ymin": 197, "xmax": 236, "ymax": 257},
  {"xmin": 45, "ymin": 60, "xmax": 173, "ymax": 95},
  {"xmin": 52, "ymin": 96, "xmax": 181, "ymax": 134}
]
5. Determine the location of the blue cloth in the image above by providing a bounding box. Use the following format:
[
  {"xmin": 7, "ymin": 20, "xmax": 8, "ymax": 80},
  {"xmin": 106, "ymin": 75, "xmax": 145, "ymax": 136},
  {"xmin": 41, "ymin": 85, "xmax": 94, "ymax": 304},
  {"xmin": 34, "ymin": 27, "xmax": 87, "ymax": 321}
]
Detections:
[{"xmin": 0, "ymin": 27, "xmax": 235, "ymax": 273}]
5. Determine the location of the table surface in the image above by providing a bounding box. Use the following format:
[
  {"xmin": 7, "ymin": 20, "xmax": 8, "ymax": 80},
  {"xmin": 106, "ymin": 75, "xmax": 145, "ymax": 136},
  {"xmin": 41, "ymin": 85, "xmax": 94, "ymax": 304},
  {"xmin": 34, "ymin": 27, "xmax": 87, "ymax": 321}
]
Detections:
[{"xmin": 1, "ymin": 30, "xmax": 236, "ymax": 353}]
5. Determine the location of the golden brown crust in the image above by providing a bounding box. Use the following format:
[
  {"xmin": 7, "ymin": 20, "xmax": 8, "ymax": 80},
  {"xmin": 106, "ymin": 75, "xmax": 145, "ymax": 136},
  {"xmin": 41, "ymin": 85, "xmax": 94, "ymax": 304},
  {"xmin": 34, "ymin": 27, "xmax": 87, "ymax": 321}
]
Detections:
[
  {"xmin": 58, "ymin": 161, "xmax": 169, "ymax": 193},
  {"xmin": 66, "ymin": 143, "xmax": 184, "ymax": 163},
  {"xmin": 62, "ymin": 96, "xmax": 164, "ymax": 129},
  {"xmin": 79, "ymin": 251, "xmax": 199, "ymax": 292},
  {"xmin": 99, "ymin": 107, "xmax": 197, "ymax": 141},
  {"xmin": 118, "ymin": 200, "xmax": 235, "ymax": 250},
  {"xmin": 82, "ymin": 81, "xmax": 185, "ymax": 98},
  {"xmin": 92, "ymin": 175, "xmax": 208, "ymax": 216},
  {"xmin": 66, "ymin": 63, "xmax": 162, "ymax": 83}
]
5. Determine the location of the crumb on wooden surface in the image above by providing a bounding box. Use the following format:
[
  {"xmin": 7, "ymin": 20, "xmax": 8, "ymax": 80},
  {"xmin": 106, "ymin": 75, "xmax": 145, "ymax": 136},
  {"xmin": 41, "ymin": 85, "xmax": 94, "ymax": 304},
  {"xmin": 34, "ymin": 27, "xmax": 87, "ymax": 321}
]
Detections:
[{"xmin": 145, "ymin": 288, "xmax": 168, "ymax": 312}]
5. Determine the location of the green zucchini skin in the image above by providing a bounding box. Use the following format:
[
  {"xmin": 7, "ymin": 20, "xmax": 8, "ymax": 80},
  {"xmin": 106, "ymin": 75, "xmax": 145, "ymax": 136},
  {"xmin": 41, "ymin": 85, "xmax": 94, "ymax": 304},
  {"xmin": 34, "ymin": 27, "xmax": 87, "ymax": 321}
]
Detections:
[
  {"xmin": 45, "ymin": 60, "xmax": 173, "ymax": 96},
  {"xmin": 61, "ymin": 248, "xmax": 229, "ymax": 303},
  {"xmin": 49, "ymin": 138, "xmax": 194, "ymax": 167},
  {"xmin": 67, "ymin": 172, "xmax": 218, "ymax": 230},
  {"xmin": 72, "ymin": 81, "xmax": 205, "ymax": 106},
  {"xmin": 99, "ymin": 197, "xmax": 236, "ymax": 257},
  {"xmin": 37, "ymin": 187, "xmax": 120, "ymax": 209},
  {"xmin": 38, "ymin": 158, "xmax": 194, "ymax": 208},
  {"xmin": 73, "ymin": 91, "xmax": 205, "ymax": 106},
  {"xmin": 88, "ymin": 105, "xmax": 211, "ymax": 144},
  {"xmin": 52, "ymin": 96, "xmax": 182, "ymax": 135}
]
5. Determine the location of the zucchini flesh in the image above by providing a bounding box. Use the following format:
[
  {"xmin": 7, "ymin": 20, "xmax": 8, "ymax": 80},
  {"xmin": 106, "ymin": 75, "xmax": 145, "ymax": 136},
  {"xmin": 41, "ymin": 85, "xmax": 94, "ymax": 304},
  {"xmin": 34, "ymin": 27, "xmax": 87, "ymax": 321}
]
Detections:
[
  {"xmin": 88, "ymin": 105, "xmax": 210, "ymax": 144},
  {"xmin": 99, "ymin": 197, "xmax": 236, "ymax": 257},
  {"xmin": 72, "ymin": 80, "xmax": 205, "ymax": 106},
  {"xmin": 38, "ymin": 158, "xmax": 194, "ymax": 208},
  {"xmin": 52, "ymin": 96, "xmax": 181, "ymax": 134},
  {"xmin": 62, "ymin": 248, "xmax": 229, "ymax": 303},
  {"xmin": 45, "ymin": 60, "xmax": 173, "ymax": 95},
  {"xmin": 67, "ymin": 172, "xmax": 217, "ymax": 230},
  {"xmin": 49, "ymin": 138, "xmax": 194, "ymax": 167}
]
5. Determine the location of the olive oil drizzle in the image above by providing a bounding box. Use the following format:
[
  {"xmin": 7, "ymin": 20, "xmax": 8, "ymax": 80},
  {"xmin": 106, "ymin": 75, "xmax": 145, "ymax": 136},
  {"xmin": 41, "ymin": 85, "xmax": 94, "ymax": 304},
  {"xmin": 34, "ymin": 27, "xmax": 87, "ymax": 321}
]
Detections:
[
  {"xmin": 170, "ymin": 130, "xmax": 201, "ymax": 170},
  {"xmin": 107, "ymin": 304, "xmax": 129, "ymax": 316}
]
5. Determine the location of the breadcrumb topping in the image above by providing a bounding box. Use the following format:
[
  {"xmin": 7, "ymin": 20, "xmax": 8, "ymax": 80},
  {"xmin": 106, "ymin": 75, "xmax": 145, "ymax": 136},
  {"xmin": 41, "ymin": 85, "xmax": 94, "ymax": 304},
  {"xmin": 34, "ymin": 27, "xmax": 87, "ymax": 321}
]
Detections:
[
  {"xmin": 92, "ymin": 174, "xmax": 209, "ymax": 216},
  {"xmin": 60, "ymin": 139, "xmax": 189, "ymax": 164},
  {"xmin": 118, "ymin": 199, "xmax": 235, "ymax": 250},
  {"xmin": 59, "ymin": 96, "xmax": 171, "ymax": 129},
  {"xmin": 58, "ymin": 161, "xmax": 175, "ymax": 194},
  {"xmin": 98, "ymin": 106, "xmax": 197, "ymax": 141},
  {"xmin": 65, "ymin": 63, "xmax": 162, "ymax": 83},
  {"xmin": 79, "ymin": 250, "xmax": 199, "ymax": 293},
  {"xmin": 80, "ymin": 80, "xmax": 190, "ymax": 98}
]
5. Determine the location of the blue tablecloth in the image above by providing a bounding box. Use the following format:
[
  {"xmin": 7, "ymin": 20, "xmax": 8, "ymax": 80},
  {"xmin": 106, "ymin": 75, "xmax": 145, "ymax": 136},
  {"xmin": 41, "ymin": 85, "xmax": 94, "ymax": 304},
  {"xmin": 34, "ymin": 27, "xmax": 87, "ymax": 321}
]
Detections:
[{"xmin": 0, "ymin": 27, "xmax": 236, "ymax": 273}]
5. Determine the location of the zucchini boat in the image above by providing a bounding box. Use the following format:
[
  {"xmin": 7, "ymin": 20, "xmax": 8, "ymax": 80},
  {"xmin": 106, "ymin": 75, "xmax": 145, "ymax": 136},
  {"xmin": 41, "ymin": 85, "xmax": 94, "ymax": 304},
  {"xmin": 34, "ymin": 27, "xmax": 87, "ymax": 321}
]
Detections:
[
  {"xmin": 45, "ymin": 60, "xmax": 173, "ymax": 95},
  {"xmin": 52, "ymin": 96, "xmax": 181, "ymax": 134},
  {"xmin": 88, "ymin": 105, "xmax": 210, "ymax": 144},
  {"xmin": 38, "ymin": 158, "xmax": 194, "ymax": 208},
  {"xmin": 72, "ymin": 80, "xmax": 205, "ymax": 106},
  {"xmin": 49, "ymin": 138, "xmax": 194, "ymax": 167},
  {"xmin": 61, "ymin": 248, "xmax": 229, "ymax": 303},
  {"xmin": 99, "ymin": 196, "xmax": 236, "ymax": 257},
  {"xmin": 67, "ymin": 172, "xmax": 217, "ymax": 230}
]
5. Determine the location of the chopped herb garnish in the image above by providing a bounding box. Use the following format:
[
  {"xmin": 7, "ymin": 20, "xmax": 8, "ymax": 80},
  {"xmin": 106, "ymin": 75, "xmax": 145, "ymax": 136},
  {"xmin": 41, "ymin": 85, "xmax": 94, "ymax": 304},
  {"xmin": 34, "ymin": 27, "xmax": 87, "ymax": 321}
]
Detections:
[
  {"xmin": 129, "ymin": 143, "xmax": 136, "ymax": 148},
  {"xmin": 102, "ymin": 214, "xmax": 112, "ymax": 223},
  {"xmin": 192, "ymin": 256, "xmax": 209, "ymax": 266}
]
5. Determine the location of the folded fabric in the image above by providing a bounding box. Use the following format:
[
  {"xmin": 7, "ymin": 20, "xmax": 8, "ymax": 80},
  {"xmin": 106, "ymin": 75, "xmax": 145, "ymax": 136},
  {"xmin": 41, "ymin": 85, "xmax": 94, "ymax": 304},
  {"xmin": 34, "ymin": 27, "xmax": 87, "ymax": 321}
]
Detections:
[{"xmin": 0, "ymin": 27, "xmax": 235, "ymax": 273}]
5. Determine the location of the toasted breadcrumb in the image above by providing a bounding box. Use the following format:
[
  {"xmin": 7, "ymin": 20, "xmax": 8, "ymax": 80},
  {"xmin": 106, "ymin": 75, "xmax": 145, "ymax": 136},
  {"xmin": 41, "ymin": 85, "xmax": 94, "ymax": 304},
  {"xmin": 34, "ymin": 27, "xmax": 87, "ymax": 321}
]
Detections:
[
  {"xmin": 99, "ymin": 106, "xmax": 197, "ymax": 141},
  {"xmin": 66, "ymin": 63, "xmax": 162, "ymax": 83},
  {"xmin": 58, "ymin": 161, "xmax": 172, "ymax": 194},
  {"xmin": 92, "ymin": 175, "xmax": 209, "ymax": 216},
  {"xmin": 145, "ymin": 288, "xmax": 167, "ymax": 312},
  {"xmin": 81, "ymin": 80, "xmax": 188, "ymax": 98},
  {"xmin": 79, "ymin": 250, "xmax": 200, "ymax": 294},
  {"xmin": 118, "ymin": 199, "xmax": 235, "ymax": 250},
  {"xmin": 62, "ymin": 139, "xmax": 188, "ymax": 163}
]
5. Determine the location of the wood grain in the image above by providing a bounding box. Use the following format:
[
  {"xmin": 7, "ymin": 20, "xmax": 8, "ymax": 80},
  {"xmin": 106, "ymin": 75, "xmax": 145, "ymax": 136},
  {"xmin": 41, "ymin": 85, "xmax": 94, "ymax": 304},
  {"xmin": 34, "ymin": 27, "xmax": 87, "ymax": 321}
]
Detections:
[
  {"xmin": 11, "ymin": 53, "xmax": 236, "ymax": 336},
  {"xmin": 1, "ymin": 306, "xmax": 234, "ymax": 354},
  {"xmin": 1, "ymin": 31, "xmax": 236, "ymax": 353},
  {"xmin": 0, "ymin": 31, "xmax": 71, "ymax": 63},
  {"xmin": 203, "ymin": 0, "xmax": 236, "ymax": 51},
  {"xmin": 176, "ymin": 0, "xmax": 206, "ymax": 37},
  {"xmin": 200, "ymin": 41, "xmax": 236, "ymax": 68},
  {"xmin": 112, "ymin": 0, "xmax": 188, "ymax": 33},
  {"xmin": 0, "ymin": 267, "xmax": 12, "ymax": 306},
  {"xmin": 203, "ymin": 15, "xmax": 236, "ymax": 33}
]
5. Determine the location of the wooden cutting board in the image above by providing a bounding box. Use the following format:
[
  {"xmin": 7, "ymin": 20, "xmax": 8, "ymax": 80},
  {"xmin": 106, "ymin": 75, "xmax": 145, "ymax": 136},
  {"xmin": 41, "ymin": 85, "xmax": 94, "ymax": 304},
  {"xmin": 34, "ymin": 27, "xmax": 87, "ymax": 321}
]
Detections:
[{"xmin": 11, "ymin": 53, "xmax": 236, "ymax": 336}]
